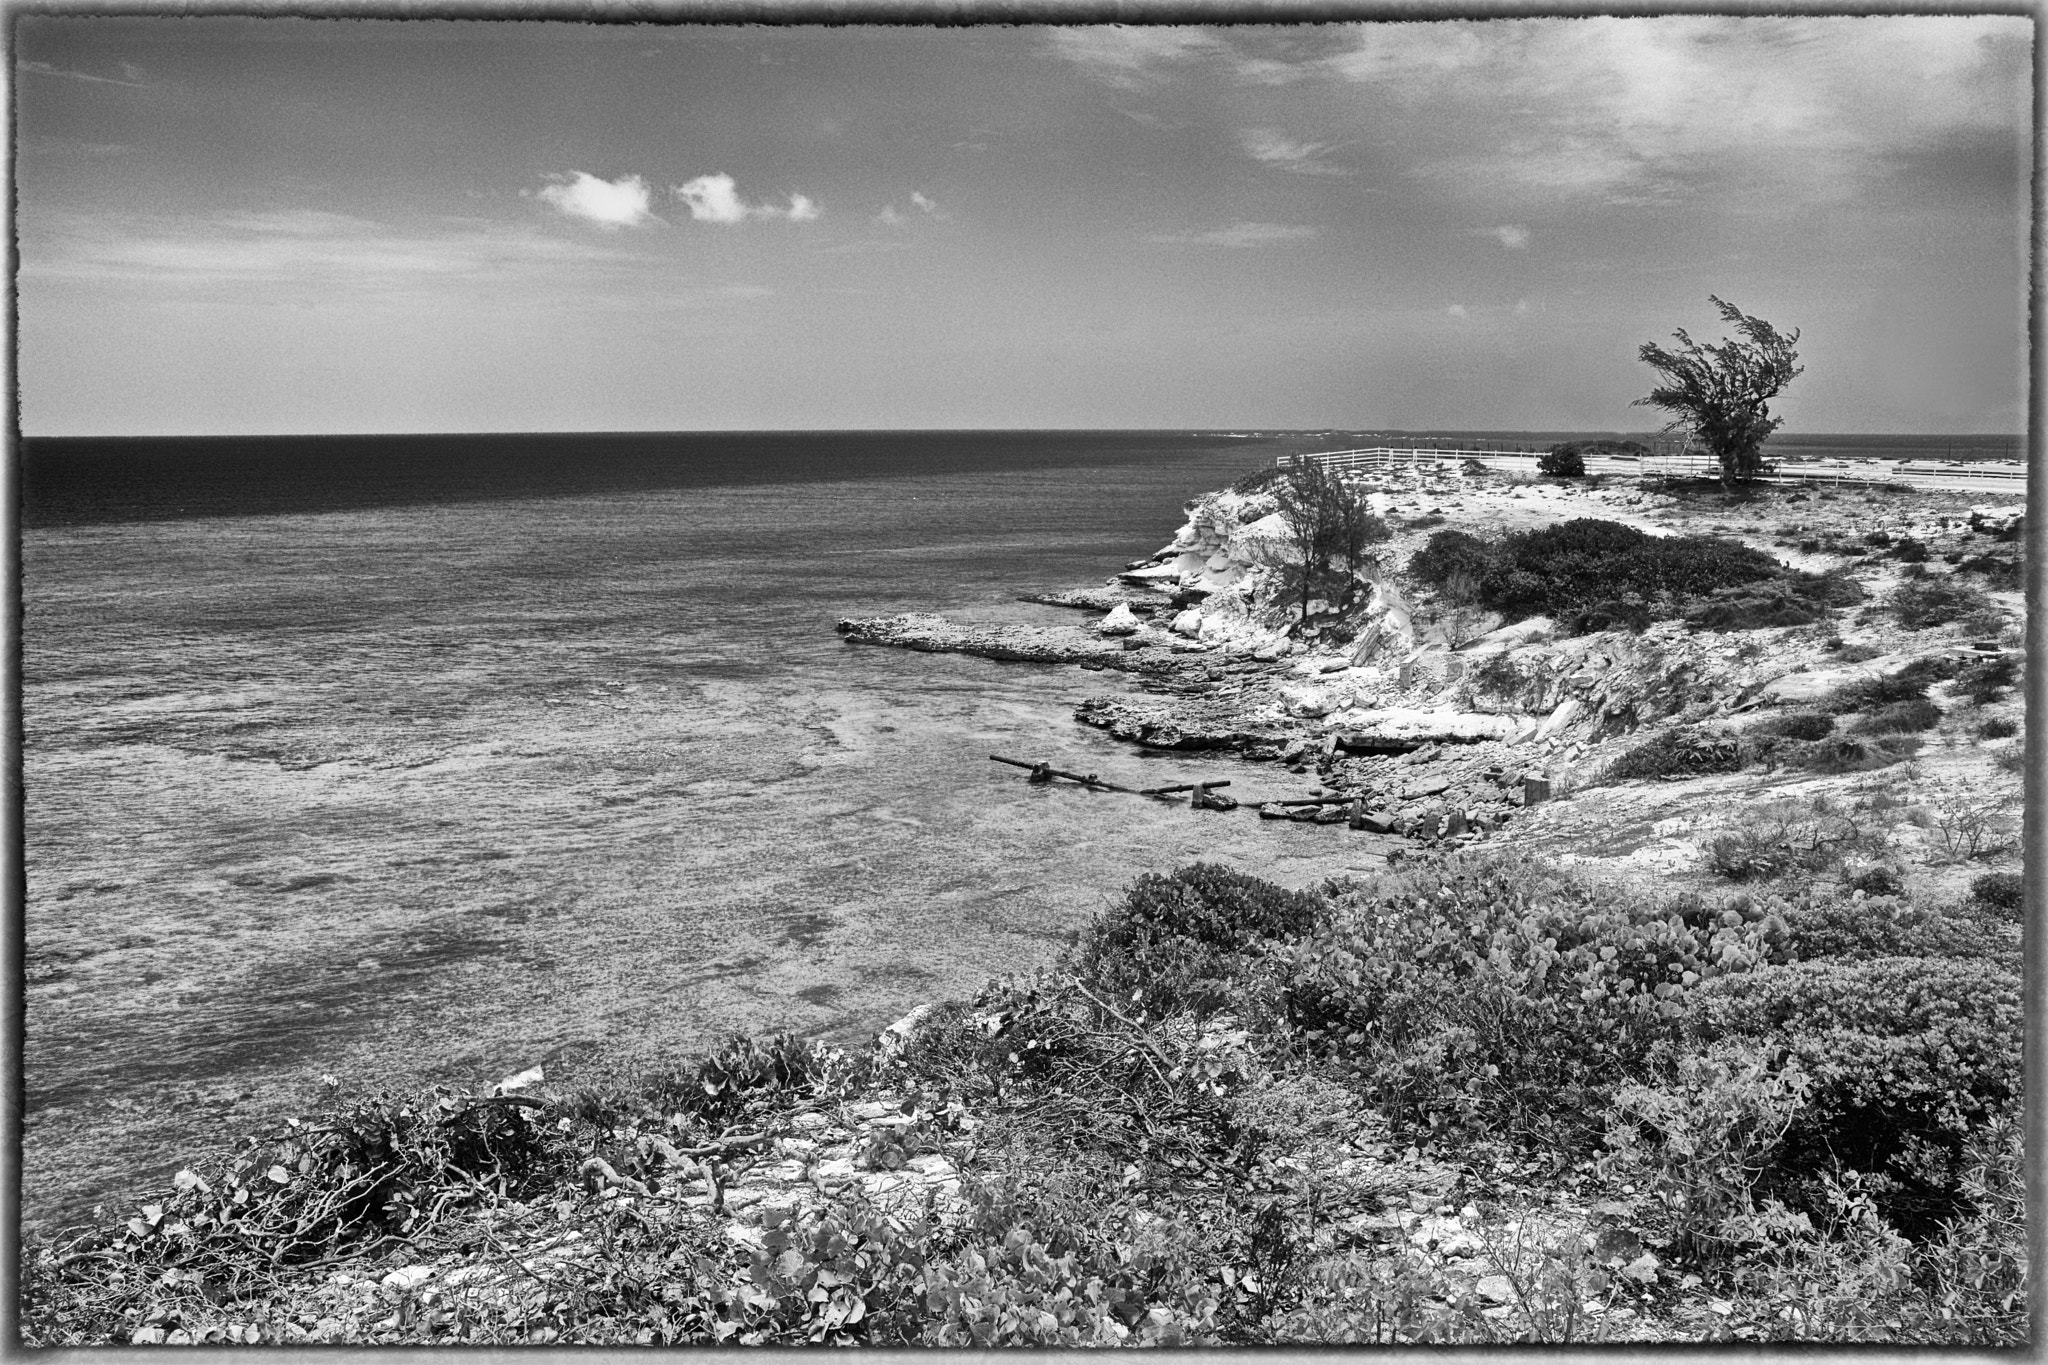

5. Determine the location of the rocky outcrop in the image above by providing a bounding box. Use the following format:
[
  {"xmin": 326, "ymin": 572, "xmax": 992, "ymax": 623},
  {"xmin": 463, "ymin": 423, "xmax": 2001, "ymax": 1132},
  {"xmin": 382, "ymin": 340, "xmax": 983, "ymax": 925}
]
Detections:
[
  {"xmin": 838, "ymin": 614, "xmax": 1136, "ymax": 668},
  {"xmin": 1073, "ymin": 696, "xmax": 1289, "ymax": 752}
]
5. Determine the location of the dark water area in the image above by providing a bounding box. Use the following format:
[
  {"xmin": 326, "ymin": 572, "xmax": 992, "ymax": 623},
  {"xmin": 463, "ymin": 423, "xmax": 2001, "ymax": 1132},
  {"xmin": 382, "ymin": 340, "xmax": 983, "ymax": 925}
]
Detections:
[
  {"xmin": 24, "ymin": 428, "xmax": 2026, "ymax": 531},
  {"xmin": 21, "ymin": 430, "xmax": 1331, "ymax": 528}
]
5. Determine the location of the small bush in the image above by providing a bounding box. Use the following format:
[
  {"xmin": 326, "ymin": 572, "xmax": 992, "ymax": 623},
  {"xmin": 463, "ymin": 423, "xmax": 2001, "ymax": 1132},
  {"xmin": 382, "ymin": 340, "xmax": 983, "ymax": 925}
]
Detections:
[
  {"xmin": 1776, "ymin": 893, "xmax": 2012, "ymax": 964},
  {"xmin": 1606, "ymin": 727, "xmax": 1743, "ymax": 780},
  {"xmin": 1411, "ymin": 518, "xmax": 1833, "ymax": 634},
  {"xmin": 1953, "ymin": 655, "xmax": 2016, "ymax": 705},
  {"xmin": 1890, "ymin": 575, "xmax": 1993, "ymax": 631},
  {"xmin": 1775, "ymin": 732, "xmax": 1924, "ymax": 775},
  {"xmin": 1818, "ymin": 672, "xmax": 1928, "ymax": 715},
  {"xmin": 1231, "ymin": 465, "xmax": 1288, "ymax": 496},
  {"xmin": 1538, "ymin": 446, "xmax": 1587, "ymax": 478},
  {"xmin": 1753, "ymin": 712, "xmax": 1834, "ymax": 742},
  {"xmin": 1973, "ymin": 716, "xmax": 2016, "ymax": 740},
  {"xmin": 1844, "ymin": 697, "xmax": 1941, "ymax": 736},
  {"xmin": 1603, "ymin": 1047, "xmax": 1812, "ymax": 1263},
  {"xmin": 1072, "ymin": 863, "xmax": 1325, "ymax": 1017},
  {"xmin": 653, "ymin": 1033, "xmax": 866, "ymax": 1132},
  {"xmin": 1684, "ymin": 588, "xmax": 1827, "ymax": 632},
  {"xmin": 1282, "ymin": 851, "xmax": 1782, "ymax": 1146},
  {"xmin": 1890, "ymin": 540, "xmax": 1929, "ymax": 564},
  {"xmin": 1406, "ymin": 530, "xmax": 1498, "ymax": 593},
  {"xmin": 1686, "ymin": 956, "xmax": 2023, "ymax": 1234},
  {"xmin": 1954, "ymin": 554, "xmax": 2021, "ymax": 590},
  {"xmin": 1839, "ymin": 863, "xmax": 1904, "ymax": 898},
  {"xmin": 1968, "ymin": 872, "xmax": 2022, "ymax": 914},
  {"xmin": 1861, "ymin": 530, "xmax": 1892, "ymax": 547},
  {"xmin": 1702, "ymin": 799, "xmax": 1884, "ymax": 881}
]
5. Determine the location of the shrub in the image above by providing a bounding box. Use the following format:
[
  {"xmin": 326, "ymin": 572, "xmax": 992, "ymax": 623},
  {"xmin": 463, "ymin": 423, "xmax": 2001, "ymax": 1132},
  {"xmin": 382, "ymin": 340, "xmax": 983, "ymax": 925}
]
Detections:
[
  {"xmin": 1844, "ymin": 697, "xmax": 1941, "ymax": 736},
  {"xmin": 1953, "ymin": 655, "xmax": 2016, "ymax": 705},
  {"xmin": 1889, "ymin": 575, "xmax": 1992, "ymax": 630},
  {"xmin": 1890, "ymin": 540, "xmax": 1929, "ymax": 564},
  {"xmin": 1071, "ymin": 864, "xmax": 1325, "ymax": 1017},
  {"xmin": 1974, "ymin": 716, "xmax": 2017, "ymax": 740},
  {"xmin": 1231, "ymin": 464, "xmax": 1288, "ymax": 496},
  {"xmin": 1702, "ymin": 798, "xmax": 1884, "ymax": 881},
  {"xmin": 652, "ymin": 1033, "xmax": 865, "ymax": 1133},
  {"xmin": 1922, "ymin": 786, "xmax": 2018, "ymax": 864},
  {"xmin": 1914, "ymin": 1117, "xmax": 2029, "ymax": 1344},
  {"xmin": 1775, "ymin": 893, "xmax": 2012, "ymax": 965},
  {"xmin": 1954, "ymin": 554, "xmax": 2021, "ymax": 590},
  {"xmin": 926, "ymin": 1177, "xmax": 1225, "ymax": 1347},
  {"xmin": 1818, "ymin": 672, "xmax": 1929, "ymax": 715},
  {"xmin": 1538, "ymin": 445, "xmax": 1587, "ymax": 478},
  {"xmin": 1683, "ymin": 587, "xmax": 1827, "ymax": 632},
  {"xmin": 1406, "ymin": 530, "xmax": 1498, "ymax": 593},
  {"xmin": 1686, "ymin": 957, "xmax": 2023, "ymax": 1234},
  {"xmin": 1861, "ymin": 530, "xmax": 1892, "ymax": 547},
  {"xmin": 1838, "ymin": 863, "xmax": 1904, "ymax": 898},
  {"xmin": 1752, "ymin": 712, "xmax": 1834, "ymax": 742},
  {"xmin": 1788, "ymin": 568, "xmax": 1865, "ymax": 607},
  {"xmin": 1281, "ymin": 851, "xmax": 1783, "ymax": 1146},
  {"xmin": 18, "ymin": 1088, "xmax": 582, "ymax": 1343},
  {"xmin": 1602, "ymin": 1047, "xmax": 1812, "ymax": 1263},
  {"xmin": 1968, "ymin": 872, "xmax": 2022, "ymax": 913},
  {"xmin": 1774, "ymin": 732, "xmax": 1923, "ymax": 775},
  {"xmin": 1453, "ymin": 519, "xmax": 1792, "ymax": 630},
  {"xmin": 1606, "ymin": 727, "xmax": 1743, "ymax": 780}
]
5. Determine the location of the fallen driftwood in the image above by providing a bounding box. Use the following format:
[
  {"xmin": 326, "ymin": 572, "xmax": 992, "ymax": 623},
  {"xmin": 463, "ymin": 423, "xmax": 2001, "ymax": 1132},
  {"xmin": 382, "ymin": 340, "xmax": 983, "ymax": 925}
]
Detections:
[
  {"xmin": 1138, "ymin": 780, "xmax": 1234, "ymax": 796},
  {"xmin": 989, "ymin": 756, "xmax": 1242, "ymax": 807},
  {"xmin": 989, "ymin": 755, "xmax": 1136, "ymax": 792}
]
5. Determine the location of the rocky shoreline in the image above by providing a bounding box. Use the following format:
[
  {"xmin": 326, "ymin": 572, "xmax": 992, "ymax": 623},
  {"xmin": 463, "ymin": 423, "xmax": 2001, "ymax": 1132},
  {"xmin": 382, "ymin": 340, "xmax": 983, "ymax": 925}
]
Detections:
[{"xmin": 838, "ymin": 460, "xmax": 2023, "ymax": 857}]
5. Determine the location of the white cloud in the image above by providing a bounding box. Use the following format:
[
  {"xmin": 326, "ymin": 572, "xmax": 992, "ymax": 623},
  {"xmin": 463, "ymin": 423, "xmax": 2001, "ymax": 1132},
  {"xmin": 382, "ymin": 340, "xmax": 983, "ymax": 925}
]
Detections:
[
  {"xmin": 676, "ymin": 172, "xmax": 748, "ymax": 224},
  {"xmin": 675, "ymin": 173, "xmax": 821, "ymax": 225},
  {"xmin": 876, "ymin": 191, "xmax": 943, "ymax": 228},
  {"xmin": 1045, "ymin": 26, "xmax": 1221, "ymax": 87},
  {"xmin": 1241, "ymin": 128, "xmax": 1350, "ymax": 176},
  {"xmin": 22, "ymin": 209, "xmax": 641, "ymax": 289},
  {"xmin": 1297, "ymin": 16, "xmax": 2028, "ymax": 210},
  {"xmin": 536, "ymin": 172, "xmax": 659, "ymax": 229},
  {"xmin": 1148, "ymin": 221, "xmax": 1320, "ymax": 248},
  {"xmin": 18, "ymin": 58, "xmax": 149, "ymax": 88},
  {"xmin": 1492, "ymin": 224, "xmax": 1531, "ymax": 249}
]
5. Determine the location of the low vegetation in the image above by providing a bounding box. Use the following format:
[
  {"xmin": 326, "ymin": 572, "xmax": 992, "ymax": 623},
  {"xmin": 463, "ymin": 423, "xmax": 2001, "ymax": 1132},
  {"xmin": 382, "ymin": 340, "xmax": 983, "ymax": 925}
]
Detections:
[
  {"xmin": 23, "ymin": 849, "xmax": 2026, "ymax": 1347},
  {"xmin": 1406, "ymin": 518, "xmax": 1853, "ymax": 636}
]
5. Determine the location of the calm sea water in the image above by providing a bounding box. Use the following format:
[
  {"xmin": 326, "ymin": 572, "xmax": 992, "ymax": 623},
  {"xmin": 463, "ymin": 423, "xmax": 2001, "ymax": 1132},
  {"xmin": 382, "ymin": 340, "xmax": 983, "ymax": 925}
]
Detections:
[{"xmin": 20, "ymin": 430, "xmax": 1390, "ymax": 1231}]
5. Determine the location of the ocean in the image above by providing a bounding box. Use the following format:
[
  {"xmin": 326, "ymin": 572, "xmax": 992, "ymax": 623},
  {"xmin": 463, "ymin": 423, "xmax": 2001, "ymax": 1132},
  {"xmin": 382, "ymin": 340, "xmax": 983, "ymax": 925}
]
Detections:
[
  {"xmin": 16, "ymin": 426, "xmax": 2022, "ymax": 1232},
  {"xmin": 19, "ymin": 429, "xmax": 1365, "ymax": 1232}
]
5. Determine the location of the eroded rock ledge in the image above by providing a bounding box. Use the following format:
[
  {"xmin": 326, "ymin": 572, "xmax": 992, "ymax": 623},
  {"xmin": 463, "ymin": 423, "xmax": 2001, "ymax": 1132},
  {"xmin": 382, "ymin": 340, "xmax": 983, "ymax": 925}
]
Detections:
[{"xmin": 837, "ymin": 612, "xmax": 1195, "ymax": 673}]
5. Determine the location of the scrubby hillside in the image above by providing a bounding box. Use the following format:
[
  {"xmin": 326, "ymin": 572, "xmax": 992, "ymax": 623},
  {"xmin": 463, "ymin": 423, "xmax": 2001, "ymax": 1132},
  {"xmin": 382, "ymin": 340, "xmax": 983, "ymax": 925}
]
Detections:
[{"xmin": 22, "ymin": 851, "xmax": 2025, "ymax": 1346}]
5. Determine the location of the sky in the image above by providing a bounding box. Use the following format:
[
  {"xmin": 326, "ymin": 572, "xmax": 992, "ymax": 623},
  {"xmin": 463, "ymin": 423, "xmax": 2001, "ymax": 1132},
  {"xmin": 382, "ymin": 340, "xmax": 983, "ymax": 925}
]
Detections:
[{"xmin": 14, "ymin": 16, "xmax": 2034, "ymax": 436}]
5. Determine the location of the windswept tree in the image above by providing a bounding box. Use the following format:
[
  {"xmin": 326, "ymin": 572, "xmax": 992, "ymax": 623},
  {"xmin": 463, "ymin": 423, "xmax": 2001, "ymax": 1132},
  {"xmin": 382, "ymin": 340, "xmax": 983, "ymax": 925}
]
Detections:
[
  {"xmin": 1271, "ymin": 458, "xmax": 1390, "ymax": 631},
  {"xmin": 1636, "ymin": 296, "xmax": 1802, "ymax": 488}
]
